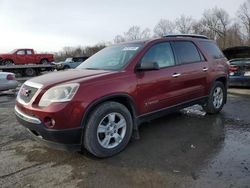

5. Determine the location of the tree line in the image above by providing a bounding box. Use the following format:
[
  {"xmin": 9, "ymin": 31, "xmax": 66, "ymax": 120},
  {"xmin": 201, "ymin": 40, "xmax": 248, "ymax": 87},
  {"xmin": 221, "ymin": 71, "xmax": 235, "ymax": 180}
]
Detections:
[
  {"xmin": 114, "ymin": 0, "xmax": 250, "ymax": 49},
  {"xmin": 55, "ymin": 0, "xmax": 250, "ymax": 61}
]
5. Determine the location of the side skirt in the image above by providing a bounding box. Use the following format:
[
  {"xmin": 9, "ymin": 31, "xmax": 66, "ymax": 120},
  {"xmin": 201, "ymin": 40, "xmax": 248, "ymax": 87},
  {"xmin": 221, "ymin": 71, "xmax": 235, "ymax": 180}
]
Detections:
[{"xmin": 136, "ymin": 96, "xmax": 208, "ymax": 125}]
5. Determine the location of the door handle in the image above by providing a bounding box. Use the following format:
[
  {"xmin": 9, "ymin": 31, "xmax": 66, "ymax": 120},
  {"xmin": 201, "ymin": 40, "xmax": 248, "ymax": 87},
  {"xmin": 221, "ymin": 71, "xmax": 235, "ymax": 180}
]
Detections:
[
  {"xmin": 202, "ymin": 67, "xmax": 208, "ymax": 72},
  {"xmin": 172, "ymin": 73, "xmax": 181, "ymax": 78}
]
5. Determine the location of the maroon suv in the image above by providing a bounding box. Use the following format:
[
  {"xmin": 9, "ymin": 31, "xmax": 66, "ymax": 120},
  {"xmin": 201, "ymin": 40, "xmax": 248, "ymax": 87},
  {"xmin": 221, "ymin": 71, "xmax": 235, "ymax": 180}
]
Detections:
[{"xmin": 15, "ymin": 34, "xmax": 229, "ymax": 157}]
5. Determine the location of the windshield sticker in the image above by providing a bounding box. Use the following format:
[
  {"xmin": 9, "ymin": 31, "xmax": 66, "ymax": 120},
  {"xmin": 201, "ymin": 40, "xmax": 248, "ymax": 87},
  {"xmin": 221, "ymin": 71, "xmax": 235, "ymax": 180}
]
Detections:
[{"xmin": 122, "ymin": 47, "xmax": 139, "ymax": 51}]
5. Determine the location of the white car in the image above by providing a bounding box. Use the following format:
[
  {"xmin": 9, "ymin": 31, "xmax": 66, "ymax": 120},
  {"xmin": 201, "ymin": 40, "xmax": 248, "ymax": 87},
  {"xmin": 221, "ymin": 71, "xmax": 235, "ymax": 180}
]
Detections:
[{"xmin": 0, "ymin": 72, "xmax": 18, "ymax": 91}]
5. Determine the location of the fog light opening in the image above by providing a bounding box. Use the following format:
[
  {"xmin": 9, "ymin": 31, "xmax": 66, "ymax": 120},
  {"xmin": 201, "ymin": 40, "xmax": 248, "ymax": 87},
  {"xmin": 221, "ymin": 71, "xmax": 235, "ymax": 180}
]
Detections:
[{"xmin": 44, "ymin": 117, "xmax": 56, "ymax": 128}]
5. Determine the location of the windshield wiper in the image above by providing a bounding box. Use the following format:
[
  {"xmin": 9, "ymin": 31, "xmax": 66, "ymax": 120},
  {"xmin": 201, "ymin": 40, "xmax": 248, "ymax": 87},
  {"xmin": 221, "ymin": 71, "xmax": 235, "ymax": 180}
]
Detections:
[{"xmin": 85, "ymin": 68, "xmax": 101, "ymax": 70}]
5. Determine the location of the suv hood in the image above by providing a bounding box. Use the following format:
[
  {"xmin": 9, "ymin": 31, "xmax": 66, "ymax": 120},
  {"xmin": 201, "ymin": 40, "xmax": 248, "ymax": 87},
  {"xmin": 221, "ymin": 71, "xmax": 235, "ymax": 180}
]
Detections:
[
  {"xmin": 0, "ymin": 54, "xmax": 11, "ymax": 57},
  {"xmin": 28, "ymin": 69, "xmax": 112, "ymax": 88}
]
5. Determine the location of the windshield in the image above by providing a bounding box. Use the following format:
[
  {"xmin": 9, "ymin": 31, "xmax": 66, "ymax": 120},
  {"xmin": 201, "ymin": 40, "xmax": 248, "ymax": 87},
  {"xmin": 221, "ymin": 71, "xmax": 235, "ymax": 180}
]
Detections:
[
  {"xmin": 65, "ymin": 58, "xmax": 72, "ymax": 62},
  {"xmin": 10, "ymin": 49, "xmax": 17, "ymax": 54},
  {"xmin": 77, "ymin": 44, "xmax": 143, "ymax": 71}
]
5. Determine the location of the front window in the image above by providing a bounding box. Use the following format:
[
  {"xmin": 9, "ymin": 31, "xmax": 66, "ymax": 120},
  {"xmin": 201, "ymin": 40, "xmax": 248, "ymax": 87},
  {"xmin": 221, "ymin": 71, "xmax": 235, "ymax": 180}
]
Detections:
[
  {"xmin": 141, "ymin": 42, "xmax": 175, "ymax": 68},
  {"xmin": 16, "ymin": 50, "xmax": 25, "ymax": 55},
  {"xmin": 77, "ymin": 44, "xmax": 143, "ymax": 71}
]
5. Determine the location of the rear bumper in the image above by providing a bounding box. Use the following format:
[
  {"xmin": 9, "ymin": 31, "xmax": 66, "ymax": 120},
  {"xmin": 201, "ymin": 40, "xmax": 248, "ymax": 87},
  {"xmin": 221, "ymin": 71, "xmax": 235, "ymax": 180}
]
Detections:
[
  {"xmin": 0, "ymin": 81, "xmax": 18, "ymax": 91},
  {"xmin": 229, "ymin": 76, "xmax": 250, "ymax": 87},
  {"xmin": 15, "ymin": 105, "xmax": 82, "ymax": 151}
]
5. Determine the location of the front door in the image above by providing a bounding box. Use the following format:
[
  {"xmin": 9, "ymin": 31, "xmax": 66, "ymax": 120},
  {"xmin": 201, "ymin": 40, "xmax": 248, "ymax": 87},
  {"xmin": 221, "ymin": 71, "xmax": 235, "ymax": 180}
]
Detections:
[
  {"xmin": 15, "ymin": 50, "xmax": 26, "ymax": 64},
  {"xmin": 136, "ymin": 42, "xmax": 184, "ymax": 114}
]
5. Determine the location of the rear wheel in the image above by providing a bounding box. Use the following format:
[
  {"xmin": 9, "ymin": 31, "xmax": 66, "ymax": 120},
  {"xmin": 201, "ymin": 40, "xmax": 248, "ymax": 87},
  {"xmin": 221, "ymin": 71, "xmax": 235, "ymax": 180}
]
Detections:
[
  {"xmin": 64, "ymin": 65, "xmax": 70, "ymax": 70},
  {"xmin": 25, "ymin": 68, "xmax": 36, "ymax": 77},
  {"xmin": 40, "ymin": 59, "xmax": 49, "ymax": 64},
  {"xmin": 83, "ymin": 101, "xmax": 133, "ymax": 158},
  {"xmin": 203, "ymin": 81, "xmax": 226, "ymax": 114}
]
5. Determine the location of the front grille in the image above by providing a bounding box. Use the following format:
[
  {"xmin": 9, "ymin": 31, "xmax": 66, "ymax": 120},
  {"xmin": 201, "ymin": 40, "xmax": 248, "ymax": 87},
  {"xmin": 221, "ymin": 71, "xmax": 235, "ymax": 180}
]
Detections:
[{"xmin": 19, "ymin": 84, "xmax": 38, "ymax": 104}]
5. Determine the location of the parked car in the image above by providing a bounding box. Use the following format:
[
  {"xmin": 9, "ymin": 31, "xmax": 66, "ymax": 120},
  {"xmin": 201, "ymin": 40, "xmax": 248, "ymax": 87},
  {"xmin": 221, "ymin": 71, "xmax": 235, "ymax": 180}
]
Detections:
[
  {"xmin": 0, "ymin": 49, "xmax": 54, "ymax": 65},
  {"xmin": 229, "ymin": 58, "xmax": 250, "ymax": 87},
  {"xmin": 0, "ymin": 72, "xmax": 18, "ymax": 91},
  {"xmin": 15, "ymin": 34, "xmax": 229, "ymax": 158},
  {"xmin": 54, "ymin": 57, "xmax": 89, "ymax": 70}
]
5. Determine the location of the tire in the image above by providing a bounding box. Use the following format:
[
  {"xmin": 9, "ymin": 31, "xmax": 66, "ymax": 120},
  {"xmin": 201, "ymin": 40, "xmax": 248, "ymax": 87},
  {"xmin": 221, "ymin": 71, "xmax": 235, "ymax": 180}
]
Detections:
[
  {"xmin": 203, "ymin": 81, "xmax": 226, "ymax": 114},
  {"xmin": 83, "ymin": 101, "xmax": 133, "ymax": 158},
  {"xmin": 40, "ymin": 59, "xmax": 49, "ymax": 64},
  {"xmin": 4, "ymin": 59, "xmax": 14, "ymax": 66},
  {"xmin": 25, "ymin": 68, "xmax": 36, "ymax": 77},
  {"xmin": 64, "ymin": 65, "xmax": 70, "ymax": 70}
]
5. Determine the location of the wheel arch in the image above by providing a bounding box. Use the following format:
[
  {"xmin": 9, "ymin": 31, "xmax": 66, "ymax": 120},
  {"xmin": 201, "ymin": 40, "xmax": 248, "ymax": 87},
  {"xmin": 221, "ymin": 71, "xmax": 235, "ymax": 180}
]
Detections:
[
  {"xmin": 4, "ymin": 58, "xmax": 14, "ymax": 63},
  {"xmin": 80, "ymin": 94, "xmax": 138, "ymax": 130},
  {"xmin": 211, "ymin": 75, "xmax": 228, "ymax": 103},
  {"xmin": 40, "ymin": 58, "xmax": 49, "ymax": 63}
]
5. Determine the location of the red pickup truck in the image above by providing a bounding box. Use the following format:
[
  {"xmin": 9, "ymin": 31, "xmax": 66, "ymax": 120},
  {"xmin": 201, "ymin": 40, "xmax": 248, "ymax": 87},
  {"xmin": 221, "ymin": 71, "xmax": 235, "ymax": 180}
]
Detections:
[{"xmin": 0, "ymin": 49, "xmax": 54, "ymax": 65}]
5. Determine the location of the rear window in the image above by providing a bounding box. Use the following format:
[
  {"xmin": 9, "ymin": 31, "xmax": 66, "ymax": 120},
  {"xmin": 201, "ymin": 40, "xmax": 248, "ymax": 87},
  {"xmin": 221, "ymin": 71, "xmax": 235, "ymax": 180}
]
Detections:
[
  {"xmin": 200, "ymin": 41, "xmax": 224, "ymax": 59},
  {"xmin": 230, "ymin": 59, "xmax": 250, "ymax": 64},
  {"xmin": 172, "ymin": 41, "xmax": 202, "ymax": 64}
]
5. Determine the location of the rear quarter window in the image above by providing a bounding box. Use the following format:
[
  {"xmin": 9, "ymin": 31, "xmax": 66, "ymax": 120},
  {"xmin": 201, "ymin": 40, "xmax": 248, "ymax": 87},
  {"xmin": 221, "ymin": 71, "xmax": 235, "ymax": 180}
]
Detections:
[{"xmin": 200, "ymin": 41, "xmax": 224, "ymax": 59}]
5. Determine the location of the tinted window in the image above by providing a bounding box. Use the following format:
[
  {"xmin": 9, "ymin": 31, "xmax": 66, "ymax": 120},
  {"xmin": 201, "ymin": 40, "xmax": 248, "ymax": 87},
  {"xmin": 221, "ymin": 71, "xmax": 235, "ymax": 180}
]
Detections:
[
  {"xmin": 173, "ymin": 41, "xmax": 201, "ymax": 64},
  {"xmin": 73, "ymin": 57, "xmax": 88, "ymax": 62},
  {"xmin": 141, "ymin": 42, "xmax": 175, "ymax": 68},
  {"xmin": 200, "ymin": 41, "xmax": 224, "ymax": 59}
]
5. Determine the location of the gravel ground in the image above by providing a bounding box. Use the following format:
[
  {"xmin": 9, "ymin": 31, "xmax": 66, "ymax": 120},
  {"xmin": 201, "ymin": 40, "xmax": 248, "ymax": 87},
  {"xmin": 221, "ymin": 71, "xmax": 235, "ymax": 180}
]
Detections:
[{"xmin": 0, "ymin": 88, "xmax": 249, "ymax": 188}]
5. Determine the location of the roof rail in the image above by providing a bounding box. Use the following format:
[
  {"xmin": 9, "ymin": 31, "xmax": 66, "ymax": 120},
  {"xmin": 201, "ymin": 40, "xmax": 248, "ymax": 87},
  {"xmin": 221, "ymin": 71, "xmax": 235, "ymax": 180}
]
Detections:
[{"xmin": 163, "ymin": 34, "xmax": 209, "ymax": 39}]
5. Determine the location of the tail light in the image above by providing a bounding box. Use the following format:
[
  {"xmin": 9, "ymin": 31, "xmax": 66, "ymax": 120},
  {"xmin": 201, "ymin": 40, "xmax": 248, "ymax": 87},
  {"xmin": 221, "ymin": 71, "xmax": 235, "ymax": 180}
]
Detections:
[
  {"xmin": 229, "ymin": 66, "xmax": 238, "ymax": 73},
  {"xmin": 7, "ymin": 74, "xmax": 15, "ymax": 80}
]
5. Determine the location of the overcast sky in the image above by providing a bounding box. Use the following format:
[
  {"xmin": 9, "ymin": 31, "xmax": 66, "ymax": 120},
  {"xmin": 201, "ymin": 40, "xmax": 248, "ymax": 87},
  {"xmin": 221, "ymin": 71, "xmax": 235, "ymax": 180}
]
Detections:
[{"xmin": 0, "ymin": 0, "xmax": 246, "ymax": 53}]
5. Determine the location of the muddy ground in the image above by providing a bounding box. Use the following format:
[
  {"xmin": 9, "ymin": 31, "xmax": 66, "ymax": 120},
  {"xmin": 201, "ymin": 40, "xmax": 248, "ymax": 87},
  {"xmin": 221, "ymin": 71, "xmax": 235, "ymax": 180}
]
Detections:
[{"xmin": 0, "ymin": 88, "xmax": 249, "ymax": 188}]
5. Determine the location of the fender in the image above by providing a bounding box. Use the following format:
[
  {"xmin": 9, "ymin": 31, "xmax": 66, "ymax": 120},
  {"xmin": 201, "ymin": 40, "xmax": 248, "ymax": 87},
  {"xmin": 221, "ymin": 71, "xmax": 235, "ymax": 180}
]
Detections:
[{"xmin": 80, "ymin": 93, "xmax": 139, "ymax": 130}]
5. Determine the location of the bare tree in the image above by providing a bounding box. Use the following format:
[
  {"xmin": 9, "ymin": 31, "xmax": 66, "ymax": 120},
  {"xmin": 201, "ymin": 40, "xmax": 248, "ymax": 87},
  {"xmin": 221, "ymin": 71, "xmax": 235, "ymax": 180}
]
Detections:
[
  {"xmin": 201, "ymin": 7, "xmax": 230, "ymax": 48},
  {"xmin": 175, "ymin": 15, "xmax": 195, "ymax": 34},
  {"xmin": 124, "ymin": 26, "xmax": 151, "ymax": 41},
  {"xmin": 153, "ymin": 19, "xmax": 175, "ymax": 37},
  {"xmin": 226, "ymin": 23, "xmax": 244, "ymax": 47},
  {"xmin": 237, "ymin": 0, "xmax": 250, "ymax": 44},
  {"xmin": 141, "ymin": 28, "xmax": 151, "ymax": 39},
  {"xmin": 215, "ymin": 8, "xmax": 230, "ymax": 48},
  {"xmin": 114, "ymin": 35, "xmax": 125, "ymax": 44},
  {"xmin": 54, "ymin": 44, "xmax": 106, "ymax": 62}
]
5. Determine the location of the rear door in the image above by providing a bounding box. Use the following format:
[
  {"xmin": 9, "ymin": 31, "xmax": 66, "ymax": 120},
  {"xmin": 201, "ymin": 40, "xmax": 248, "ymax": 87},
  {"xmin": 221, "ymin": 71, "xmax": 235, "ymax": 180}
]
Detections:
[
  {"xmin": 25, "ymin": 50, "xmax": 36, "ymax": 64},
  {"xmin": 171, "ymin": 40, "xmax": 209, "ymax": 101}
]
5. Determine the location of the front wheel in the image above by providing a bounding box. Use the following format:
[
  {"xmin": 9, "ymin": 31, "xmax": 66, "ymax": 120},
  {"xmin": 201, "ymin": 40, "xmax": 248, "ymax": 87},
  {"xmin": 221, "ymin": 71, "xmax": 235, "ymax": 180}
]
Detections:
[
  {"xmin": 4, "ymin": 60, "xmax": 14, "ymax": 66},
  {"xmin": 203, "ymin": 81, "xmax": 226, "ymax": 114},
  {"xmin": 83, "ymin": 101, "xmax": 133, "ymax": 158},
  {"xmin": 40, "ymin": 59, "xmax": 49, "ymax": 64}
]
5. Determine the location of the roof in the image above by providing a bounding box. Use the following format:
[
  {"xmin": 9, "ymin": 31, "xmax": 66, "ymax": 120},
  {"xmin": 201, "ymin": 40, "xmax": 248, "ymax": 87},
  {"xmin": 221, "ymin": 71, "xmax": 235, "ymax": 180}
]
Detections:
[{"xmin": 163, "ymin": 34, "xmax": 209, "ymax": 39}]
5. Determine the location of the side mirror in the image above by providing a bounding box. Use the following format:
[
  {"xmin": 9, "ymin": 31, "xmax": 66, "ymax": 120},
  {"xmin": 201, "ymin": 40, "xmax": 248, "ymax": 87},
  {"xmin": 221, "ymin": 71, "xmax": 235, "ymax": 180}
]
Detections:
[{"xmin": 137, "ymin": 61, "xmax": 160, "ymax": 71}]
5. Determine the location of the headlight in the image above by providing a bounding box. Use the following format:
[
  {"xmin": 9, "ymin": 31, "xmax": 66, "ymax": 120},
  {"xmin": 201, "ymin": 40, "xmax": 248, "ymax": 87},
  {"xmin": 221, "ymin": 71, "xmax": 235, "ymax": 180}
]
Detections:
[{"xmin": 38, "ymin": 83, "xmax": 79, "ymax": 107}]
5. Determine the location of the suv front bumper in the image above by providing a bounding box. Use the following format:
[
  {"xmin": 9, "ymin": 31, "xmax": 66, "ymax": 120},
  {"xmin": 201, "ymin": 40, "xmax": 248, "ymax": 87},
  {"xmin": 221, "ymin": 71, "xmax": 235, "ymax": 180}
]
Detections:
[{"xmin": 15, "ymin": 105, "xmax": 82, "ymax": 151}]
